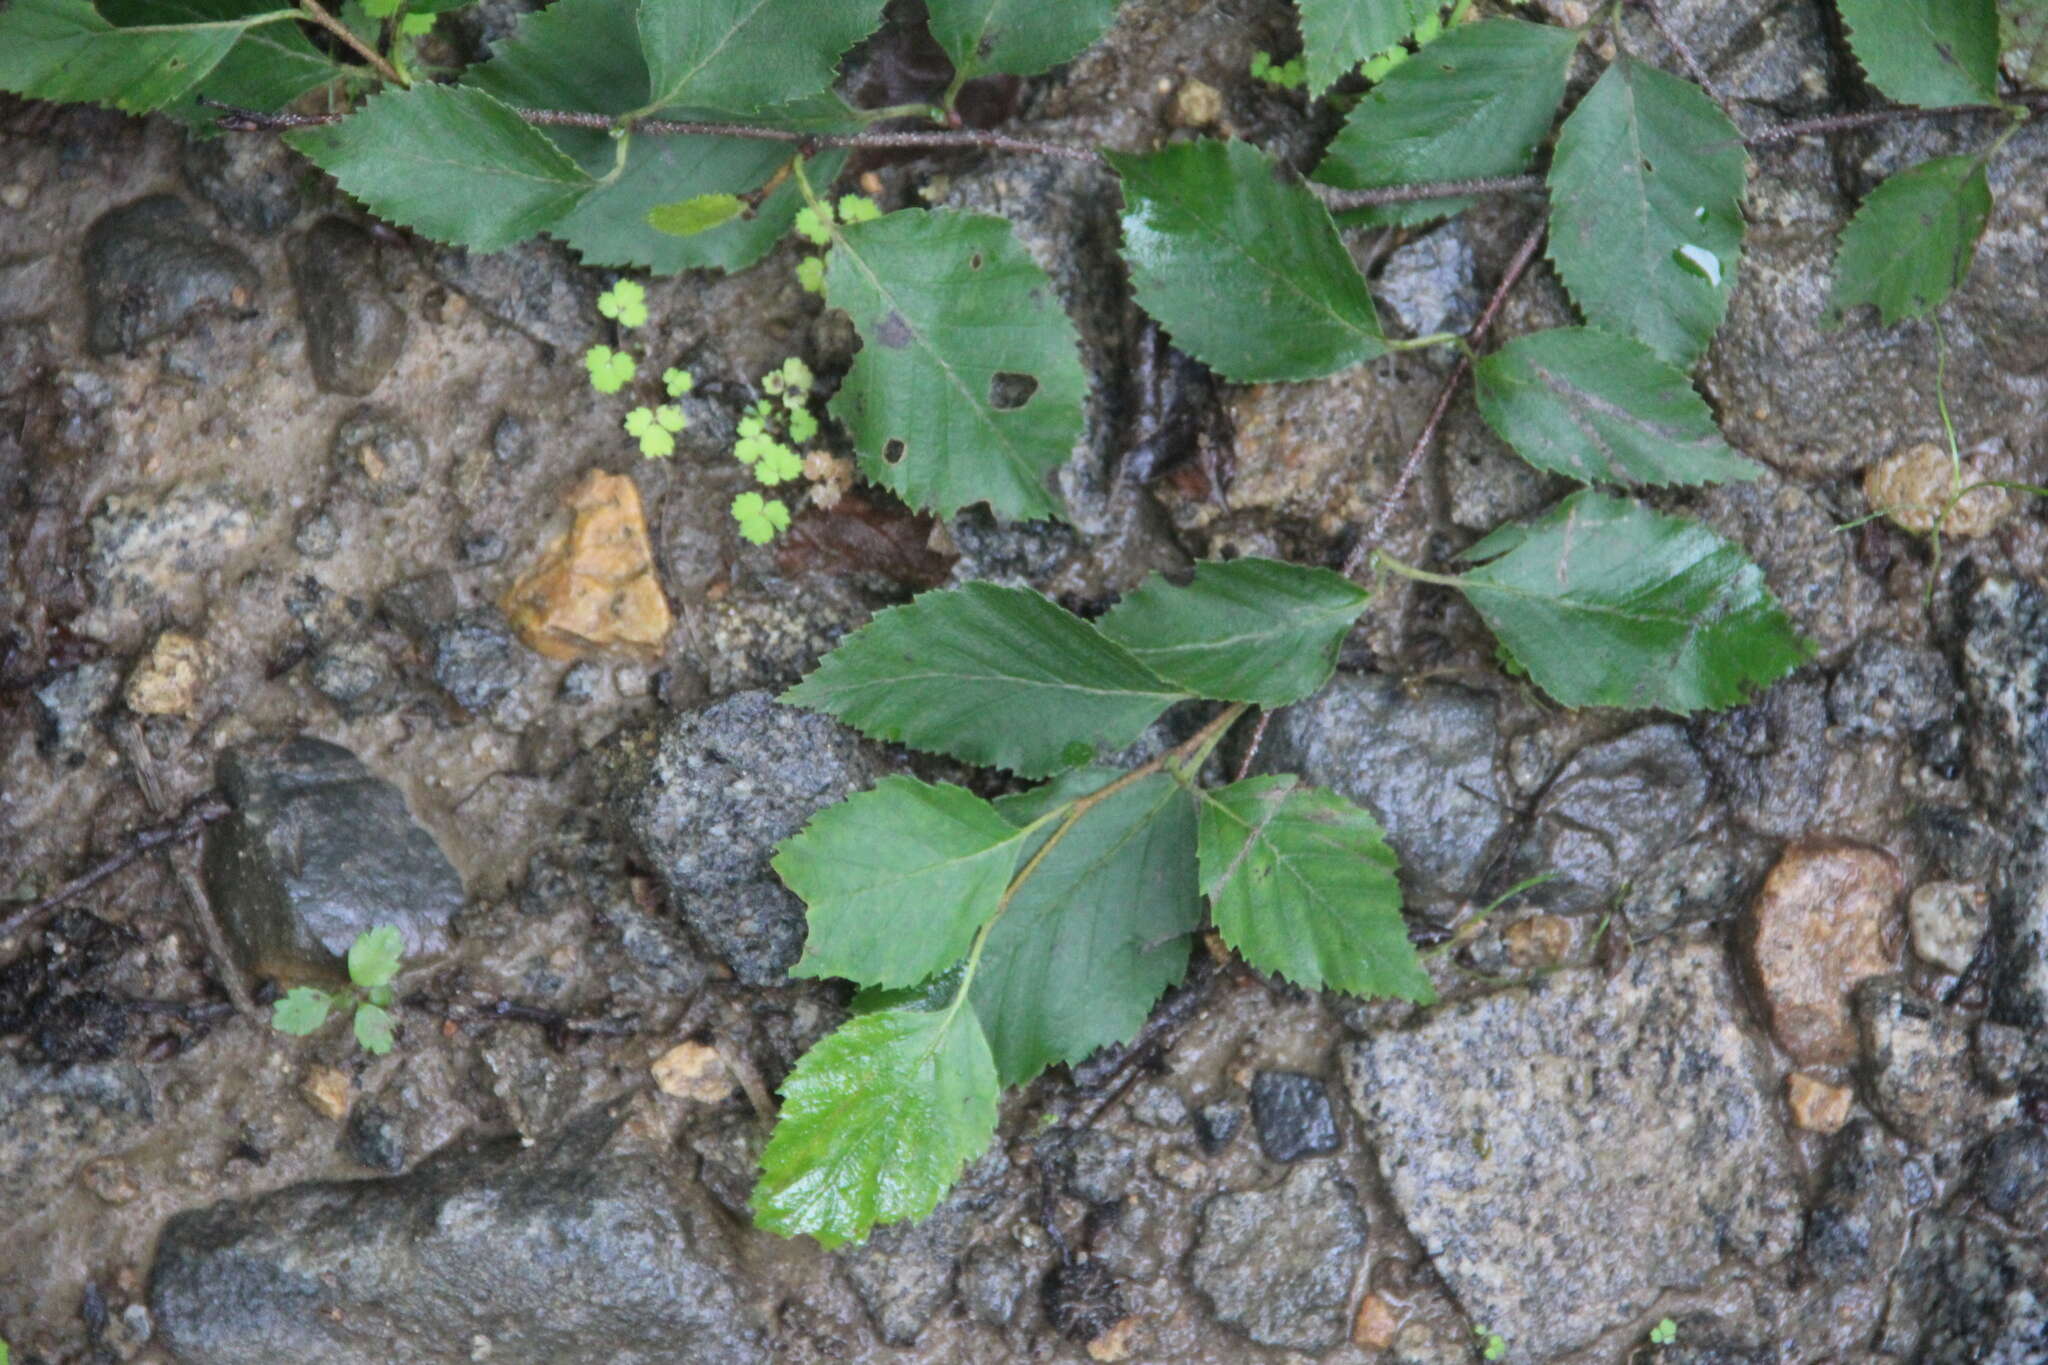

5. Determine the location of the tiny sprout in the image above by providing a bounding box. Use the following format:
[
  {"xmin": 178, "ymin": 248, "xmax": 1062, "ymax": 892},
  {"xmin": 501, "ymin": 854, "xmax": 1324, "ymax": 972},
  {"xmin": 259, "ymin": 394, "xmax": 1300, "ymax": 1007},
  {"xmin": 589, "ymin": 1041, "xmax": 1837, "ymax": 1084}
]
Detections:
[
  {"xmin": 1475, "ymin": 1326, "xmax": 1507, "ymax": 1362},
  {"xmin": 625, "ymin": 404, "xmax": 686, "ymax": 458},
  {"xmin": 663, "ymin": 367, "xmax": 695, "ymax": 398},
  {"xmin": 271, "ymin": 925, "xmax": 405, "ymax": 1055},
  {"xmin": 787, "ymin": 406, "xmax": 819, "ymax": 443},
  {"xmin": 837, "ymin": 194, "xmax": 881, "ymax": 224},
  {"xmin": 794, "ymin": 204, "xmax": 834, "ymax": 246},
  {"xmin": 597, "ymin": 278, "xmax": 649, "ymax": 328},
  {"xmin": 733, "ymin": 491, "xmax": 791, "ymax": 544},
  {"xmin": 584, "ymin": 344, "xmax": 635, "ymax": 394},
  {"xmin": 796, "ymin": 256, "xmax": 826, "ymax": 293},
  {"xmin": 1649, "ymin": 1318, "xmax": 1678, "ymax": 1346},
  {"xmin": 1250, "ymin": 49, "xmax": 1307, "ymax": 89},
  {"xmin": 755, "ymin": 442, "xmax": 804, "ymax": 486},
  {"xmin": 778, "ymin": 356, "xmax": 815, "ymax": 392}
]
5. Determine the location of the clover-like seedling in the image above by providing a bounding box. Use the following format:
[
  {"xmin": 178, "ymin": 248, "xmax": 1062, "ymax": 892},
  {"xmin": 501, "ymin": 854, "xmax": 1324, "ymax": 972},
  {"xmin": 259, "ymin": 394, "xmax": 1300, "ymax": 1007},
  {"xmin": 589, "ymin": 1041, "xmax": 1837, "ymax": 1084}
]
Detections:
[
  {"xmin": 1649, "ymin": 1318, "xmax": 1678, "ymax": 1347},
  {"xmin": 584, "ymin": 344, "xmax": 635, "ymax": 395},
  {"xmin": 663, "ymin": 367, "xmax": 695, "ymax": 399},
  {"xmin": 597, "ymin": 278, "xmax": 648, "ymax": 328},
  {"xmin": 795, "ymin": 255, "xmax": 826, "ymax": 294},
  {"xmin": 271, "ymin": 925, "xmax": 404, "ymax": 1055},
  {"xmin": 732, "ymin": 491, "xmax": 791, "ymax": 545},
  {"xmin": 625, "ymin": 403, "xmax": 686, "ymax": 458},
  {"xmin": 1249, "ymin": 49, "xmax": 1307, "ymax": 89},
  {"xmin": 1475, "ymin": 1326, "xmax": 1507, "ymax": 1362}
]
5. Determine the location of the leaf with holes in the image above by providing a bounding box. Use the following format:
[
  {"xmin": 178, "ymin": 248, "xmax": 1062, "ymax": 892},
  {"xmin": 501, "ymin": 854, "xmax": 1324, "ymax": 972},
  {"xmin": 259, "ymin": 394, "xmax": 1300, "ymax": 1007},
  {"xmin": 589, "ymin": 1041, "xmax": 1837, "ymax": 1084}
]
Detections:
[
  {"xmin": 778, "ymin": 777, "xmax": 1031, "ymax": 989},
  {"xmin": 1198, "ymin": 775, "xmax": 1432, "ymax": 1000},
  {"xmin": 926, "ymin": 0, "xmax": 1122, "ymax": 79},
  {"xmin": 1824, "ymin": 155, "xmax": 1993, "ymax": 327},
  {"xmin": 637, "ymin": 0, "xmax": 887, "ymax": 115},
  {"xmin": 1314, "ymin": 18, "xmax": 1579, "ymax": 227},
  {"xmin": 0, "ymin": 0, "xmax": 296, "ymax": 114},
  {"xmin": 1547, "ymin": 58, "xmax": 1747, "ymax": 369},
  {"xmin": 973, "ymin": 769, "xmax": 1200, "ymax": 1085},
  {"xmin": 752, "ymin": 1004, "xmax": 1000, "ymax": 1247},
  {"xmin": 1097, "ymin": 558, "xmax": 1371, "ymax": 707},
  {"xmin": 825, "ymin": 210, "xmax": 1088, "ymax": 521},
  {"xmin": 1111, "ymin": 138, "xmax": 1384, "ymax": 382},
  {"xmin": 1837, "ymin": 0, "xmax": 2001, "ymax": 108},
  {"xmin": 288, "ymin": 84, "xmax": 595, "ymax": 251},
  {"xmin": 1296, "ymin": 0, "xmax": 1432, "ymax": 95},
  {"xmin": 1454, "ymin": 491, "xmax": 1811, "ymax": 713},
  {"xmin": 782, "ymin": 582, "xmax": 1188, "ymax": 777},
  {"xmin": 1474, "ymin": 327, "xmax": 1759, "ymax": 486}
]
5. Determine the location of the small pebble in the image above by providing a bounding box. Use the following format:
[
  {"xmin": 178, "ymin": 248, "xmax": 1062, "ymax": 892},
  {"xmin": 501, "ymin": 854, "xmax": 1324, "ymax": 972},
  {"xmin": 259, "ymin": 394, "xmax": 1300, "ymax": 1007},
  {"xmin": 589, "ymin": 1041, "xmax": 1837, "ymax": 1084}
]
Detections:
[
  {"xmin": 1907, "ymin": 881, "xmax": 1987, "ymax": 974},
  {"xmin": 300, "ymin": 1065, "xmax": 351, "ymax": 1120},
  {"xmin": 1785, "ymin": 1070, "xmax": 1853, "ymax": 1133},
  {"xmin": 1353, "ymin": 1293, "xmax": 1402, "ymax": 1351},
  {"xmin": 124, "ymin": 630, "xmax": 208, "ymax": 717},
  {"xmin": 651, "ymin": 1040, "xmax": 735, "ymax": 1103},
  {"xmin": 1170, "ymin": 79, "xmax": 1223, "ymax": 128}
]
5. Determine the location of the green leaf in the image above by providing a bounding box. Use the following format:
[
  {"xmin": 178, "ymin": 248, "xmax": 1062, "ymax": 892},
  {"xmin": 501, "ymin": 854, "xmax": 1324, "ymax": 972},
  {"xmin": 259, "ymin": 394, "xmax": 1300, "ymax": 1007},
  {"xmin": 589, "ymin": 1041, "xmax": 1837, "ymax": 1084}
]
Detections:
[
  {"xmin": 778, "ymin": 777, "xmax": 1030, "ymax": 989},
  {"xmin": 271, "ymin": 987, "xmax": 334, "ymax": 1036},
  {"xmin": 1297, "ymin": 0, "xmax": 1431, "ymax": 95},
  {"xmin": 783, "ymin": 582, "xmax": 1188, "ymax": 778},
  {"xmin": 637, "ymin": 0, "xmax": 886, "ymax": 115},
  {"xmin": 1546, "ymin": 58, "xmax": 1747, "ymax": 369},
  {"xmin": 1111, "ymin": 138, "xmax": 1384, "ymax": 383},
  {"xmin": 649, "ymin": 193, "xmax": 747, "ymax": 236},
  {"xmin": 353, "ymin": 1001, "xmax": 395, "ymax": 1054},
  {"xmin": 826, "ymin": 210, "xmax": 1088, "ymax": 522},
  {"xmin": 1096, "ymin": 557, "xmax": 1370, "ymax": 707},
  {"xmin": 465, "ymin": 0, "xmax": 647, "ymax": 116},
  {"xmin": 1473, "ymin": 327, "xmax": 1760, "ymax": 487},
  {"xmin": 1837, "ymin": 0, "xmax": 2001, "ymax": 107},
  {"xmin": 0, "ymin": 0, "xmax": 294, "ymax": 114},
  {"xmin": 752, "ymin": 1004, "xmax": 999, "ymax": 1247},
  {"xmin": 287, "ymin": 84, "xmax": 594, "ymax": 252},
  {"xmin": 347, "ymin": 926, "xmax": 404, "ymax": 991},
  {"xmin": 975, "ymin": 771, "xmax": 1199, "ymax": 1084},
  {"xmin": 1824, "ymin": 155, "xmax": 1993, "ymax": 327},
  {"xmin": 99, "ymin": 0, "xmax": 339, "ymax": 132},
  {"xmin": 1455, "ymin": 491, "xmax": 1811, "ymax": 712},
  {"xmin": 1313, "ymin": 18, "xmax": 1579, "ymax": 227},
  {"xmin": 926, "ymin": 0, "xmax": 1122, "ymax": 79},
  {"xmin": 1198, "ymin": 775, "xmax": 1432, "ymax": 1000}
]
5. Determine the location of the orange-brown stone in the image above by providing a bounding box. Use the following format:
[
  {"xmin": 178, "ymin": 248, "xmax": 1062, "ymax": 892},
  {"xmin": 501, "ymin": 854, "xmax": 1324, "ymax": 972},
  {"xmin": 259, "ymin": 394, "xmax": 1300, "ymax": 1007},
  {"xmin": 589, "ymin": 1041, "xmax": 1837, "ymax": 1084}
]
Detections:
[
  {"xmin": 501, "ymin": 470, "xmax": 672, "ymax": 661},
  {"xmin": 1743, "ymin": 840, "xmax": 1901, "ymax": 1064}
]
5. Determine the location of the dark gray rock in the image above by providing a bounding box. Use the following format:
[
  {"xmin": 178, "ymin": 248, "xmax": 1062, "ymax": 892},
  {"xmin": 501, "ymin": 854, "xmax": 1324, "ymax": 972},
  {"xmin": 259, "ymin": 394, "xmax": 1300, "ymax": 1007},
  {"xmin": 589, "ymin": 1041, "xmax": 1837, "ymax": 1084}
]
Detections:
[
  {"xmin": 1877, "ymin": 1215, "xmax": 2048, "ymax": 1363},
  {"xmin": 1254, "ymin": 674, "xmax": 1508, "ymax": 917},
  {"xmin": 1195, "ymin": 1101, "xmax": 1243, "ymax": 1152},
  {"xmin": 1374, "ymin": 224, "xmax": 1480, "ymax": 338},
  {"xmin": 1965, "ymin": 580, "xmax": 2048, "ymax": 1043},
  {"xmin": 83, "ymin": 196, "xmax": 258, "ymax": 356},
  {"xmin": 839, "ymin": 1206, "xmax": 969, "ymax": 1347},
  {"xmin": 288, "ymin": 218, "xmax": 407, "ymax": 396},
  {"xmin": 430, "ymin": 611, "xmax": 523, "ymax": 713},
  {"xmin": 343, "ymin": 1101, "xmax": 405, "ymax": 1173},
  {"xmin": 1248, "ymin": 1071, "xmax": 1340, "ymax": 1163},
  {"xmin": 603, "ymin": 691, "xmax": 887, "ymax": 984},
  {"xmin": 490, "ymin": 410, "xmax": 537, "ymax": 466},
  {"xmin": 377, "ymin": 571, "xmax": 457, "ymax": 641},
  {"xmin": 306, "ymin": 637, "xmax": 399, "ymax": 719},
  {"xmin": 1974, "ymin": 1126, "xmax": 2048, "ymax": 1228},
  {"xmin": 32, "ymin": 659, "xmax": 119, "ymax": 757},
  {"xmin": 1342, "ymin": 940, "xmax": 1801, "ymax": 1359},
  {"xmin": 0, "ymin": 1057, "xmax": 152, "ymax": 1210},
  {"xmin": 1048, "ymin": 1127, "xmax": 1133, "ymax": 1205},
  {"xmin": 149, "ymin": 1107, "xmax": 761, "ymax": 1365},
  {"xmin": 203, "ymin": 735, "xmax": 463, "ymax": 982},
  {"xmin": 424, "ymin": 239, "xmax": 596, "ymax": 353},
  {"xmin": 292, "ymin": 509, "xmax": 341, "ymax": 560},
  {"xmin": 331, "ymin": 405, "xmax": 428, "ymax": 506},
  {"xmin": 180, "ymin": 134, "xmax": 305, "ymax": 235},
  {"xmin": 1829, "ymin": 636, "xmax": 1956, "ymax": 740},
  {"xmin": 1854, "ymin": 976, "xmax": 1989, "ymax": 1149},
  {"xmin": 1696, "ymin": 678, "xmax": 1838, "ymax": 840},
  {"xmin": 1912, "ymin": 804, "xmax": 2005, "ymax": 884},
  {"xmin": 1188, "ymin": 1161, "xmax": 1367, "ymax": 1350},
  {"xmin": 1802, "ymin": 1120, "xmax": 1908, "ymax": 1286},
  {"xmin": 959, "ymin": 1244, "xmax": 1026, "ymax": 1326}
]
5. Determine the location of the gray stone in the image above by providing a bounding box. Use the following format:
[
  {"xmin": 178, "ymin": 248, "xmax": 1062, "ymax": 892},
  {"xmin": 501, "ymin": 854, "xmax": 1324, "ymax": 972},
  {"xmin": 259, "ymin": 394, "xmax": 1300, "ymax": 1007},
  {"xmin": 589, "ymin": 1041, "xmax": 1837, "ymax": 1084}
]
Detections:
[
  {"xmin": 1909, "ymin": 881, "xmax": 1990, "ymax": 975},
  {"xmin": 1854, "ymin": 977, "xmax": 1987, "ymax": 1149},
  {"xmin": 430, "ymin": 611, "xmax": 523, "ymax": 713},
  {"xmin": 424, "ymin": 239, "xmax": 597, "ymax": 353},
  {"xmin": 149, "ymin": 1107, "xmax": 761, "ymax": 1365},
  {"xmin": 1697, "ymin": 471, "xmax": 1879, "ymax": 662},
  {"xmin": 330, "ymin": 405, "xmax": 428, "ymax": 506},
  {"xmin": 1974, "ymin": 1125, "xmax": 2048, "ymax": 1229},
  {"xmin": 181, "ymin": 134, "xmax": 304, "ymax": 235},
  {"xmin": 490, "ymin": 410, "xmax": 537, "ymax": 466},
  {"xmin": 1375, "ymin": 225, "xmax": 1480, "ymax": 338},
  {"xmin": 1195, "ymin": 1101, "xmax": 1242, "ymax": 1152},
  {"xmin": 377, "ymin": 571, "xmax": 457, "ymax": 641},
  {"xmin": 839, "ymin": 1207, "xmax": 968, "ymax": 1347},
  {"xmin": 82, "ymin": 196, "xmax": 258, "ymax": 356},
  {"xmin": 1696, "ymin": 678, "xmax": 1837, "ymax": 840},
  {"xmin": 1965, "ymin": 580, "xmax": 2048, "ymax": 1041},
  {"xmin": 1802, "ymin": 1120, "xmax": 1908, "ymax": 1286},
  {"xmin": 1829, "ymin": 636, "xmax": 1956, "ymax": 739},
  {"xmin": 0, "ymin": 1057, "xmax": 152, "ymax": 1210},
  {"xmin": 288, "ymin": 218, "xmax": 407, "ymax": 396},
  {"xmin": 1342, "ymin": 940, "xmax": 1802, "ymax": 1359},
  {"xmin": 1877, "ymin": 1215, "xmax": 2048, "ymax": 1363},
  {"xmin": 1248, "ymin": 1070, "xmax": 1340, "ymax": 1163},
  {"xmin": 292, "ymin": 510, "xmax": 341, "ymax": 560},
  {"xmin": 1188, "ymin": 1161, "xmax": 1367, "ymax": 1350},
  {"xmin": 1052, "ymin": 1127, "xmax": 1133, "ymax": 1204},
  {"xmin": 306, "ymin": 637, "xmax": 399, "ymax": 719},
  {"xmin": 959, "ymin": 1244, "xmax": 1026, "ymax": 1326},
  {"xmin": 32, "ymin": 659, "xmax": 119, "ymax": 756},
  {"xmin": 1255, "ymin": 674, "xmax": 1508, "ymax": 916},
  {"xmin": 343, "ymin": 1101, "xmax": 405, "ymax": 1173},
  {"xmin": 82, "ymin": 483, "xmax": 259, "ymax": 641},
  {"xmin": 603, "ymin": 691, "xmax": 886, "ymax": 984},
  {"xmin": 203, "ymin": 735, "xmax": 463, "ymax": 982}
]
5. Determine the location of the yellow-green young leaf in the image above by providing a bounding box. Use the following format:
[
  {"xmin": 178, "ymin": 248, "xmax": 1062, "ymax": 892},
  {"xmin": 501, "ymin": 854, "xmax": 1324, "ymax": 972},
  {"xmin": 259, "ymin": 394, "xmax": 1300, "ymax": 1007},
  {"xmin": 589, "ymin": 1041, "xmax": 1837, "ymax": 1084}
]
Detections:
[
  {"xmin": 648, "ymin": 194, "xmax": 747, "ymax": 237},
  {"xmin": 1824, "ymin": 155, "xmax": 1993, "ymax": 328},
  {"xmin": 271, "ymin": 987, "xmax": 334, "ymax": 1036},
  {"xmin": 826, "ymin": 210, "xmax": 1088, "ymax": 522},
  {"xmin": 352, "ymin": 1002, "xmax": 395, "ymax": 1055},
  {"xmin": 1837, "ymin": 0, "xmax": 2001, "ymax": 108},
  {"xmin": 782, "ymin": 582, "xmax": 1188, "ymax": 778},
  {"xmin": 778, "ymin": 777, "xmax": 1030, "ymax": 989},
  {"xmin": 637, "ymin": 0, "xmax": 887, "ymax": 115},
  {"xmin": 752, "ymin": 1005, "xmax": 999, "ymax": 1247},
  {"xmin": 347, "ymin": 925, "xmax": 404, "ymax": 991},
  {"xmin": 0, "ymin": 0, "xmax": 291, "ymax": 114},
  {"xmin": 1297, "ymin": 0, "xmax": 1432, "ymax": 95},
  {"xmin": 1314, "ymin": 18, "xmax": 1579, "ymax": 227},
  {"xmin": 926, "ymin": 0, "xmax": 1122, "ymax": 79},
  {"xmin": 1111, "ymin": 139, "xmax": 1384, "ymax": 383},
  {"xmin": 286, "ymin": 85, "xmax": 594, "ymax": 252},
  {"xmin": 1455, "ymin": 491, "xmax": 1811, "ymax": 713},
  {"xmin": 1547, "ymin": 59, "xmax": 1747, "ymax": 369},
  {"xmin": 975, "ymin": 770, "xmax": 1200, "ymax": 1085},
  {"xmin": 1474, "ymin": 327, "xmax": 1760, "ymax": 486},
  {"xmin": 1096, "ymin": 558, "xmax": 1370, "ymax": 707},
  {"xmin": 99, "ymin": 0, "xmax": 340, "ymax": 133},
  {"xmin": 1198, "ymin": 776, "xmax": 1432, "ymax": 1001}
]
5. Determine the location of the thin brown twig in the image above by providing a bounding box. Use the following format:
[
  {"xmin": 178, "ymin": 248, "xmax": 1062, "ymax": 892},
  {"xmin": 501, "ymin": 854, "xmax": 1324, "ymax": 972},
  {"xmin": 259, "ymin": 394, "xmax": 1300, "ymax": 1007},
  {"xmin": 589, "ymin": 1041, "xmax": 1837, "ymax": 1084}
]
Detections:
[
  {"xmin": 1745, "ymin": 92, "xmax": 2048, "ymax": 145},
  {"xmin": 0, "ymin": 794, "xmax": 230, "ymax": 942},
  {"xmin": 1313, "ymin": 172, "xmax": 1546, "ymax": 213},
  {"xmin": 1633, "ymin": 0, "xmax": 1721, "ymax": 106},
  {"xmin": 295, "ymin": 0, "xmax": 407, "ymax": 90}
]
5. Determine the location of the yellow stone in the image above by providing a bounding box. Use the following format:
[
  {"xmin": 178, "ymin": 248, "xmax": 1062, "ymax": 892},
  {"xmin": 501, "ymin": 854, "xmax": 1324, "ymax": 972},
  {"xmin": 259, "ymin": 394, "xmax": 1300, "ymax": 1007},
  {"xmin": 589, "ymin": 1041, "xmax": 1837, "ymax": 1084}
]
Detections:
[
  {"xmin": 502, "ymin": 470, "xmax": 673, "ymax": 661},
  {"xmin": 651, "ymin": 1040, "xmax": 735, "ymax": 1103},
  {"xmin": 125, "ymin": 630, "xmax": 208, "ymax": 716},
  {"xmin": 1785, "ymin": 1071, "xmax": 1853, "ymax": 1133},
  {"xmin": 1863, "ymin": 442, "xmax": 2013, "ymax": 538},
  {"xmin": 300, "ymin": 1064, "xmax": 351, "ymax": 1120}
]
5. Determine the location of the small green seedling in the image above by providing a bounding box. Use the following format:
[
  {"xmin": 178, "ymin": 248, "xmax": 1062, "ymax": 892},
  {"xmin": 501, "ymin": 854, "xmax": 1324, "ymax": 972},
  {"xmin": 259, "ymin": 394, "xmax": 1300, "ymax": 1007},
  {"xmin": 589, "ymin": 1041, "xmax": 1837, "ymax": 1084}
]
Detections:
[
  {"xmin": 596, "ymin": 278, "xmax": 649, "ymax": 328},
  {"xmin": 1475, "ymin": 1325, "xmax": 1507, "ymax": 1361},
  {"xmin": 732, "ymin": 490, "xmax": 791, "ymax": 545},
  {"xmin": 584, "ymin": 343, "xmax": 636, "ymax": 395},
  {"xmin": 272, "ymin": 926, "xmax": 404, "ymax": 1055},
  {"xmin": 624, "ymin": 403, "xmax": 687, "ymax": 458},
  {"xmin": 1649, "ymin": 1318, "xmax": 1678, "ymax": 1346},
  {"xmin": 1250, "ymin": 50, "xmax": 1307, "ymax": 89}
]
